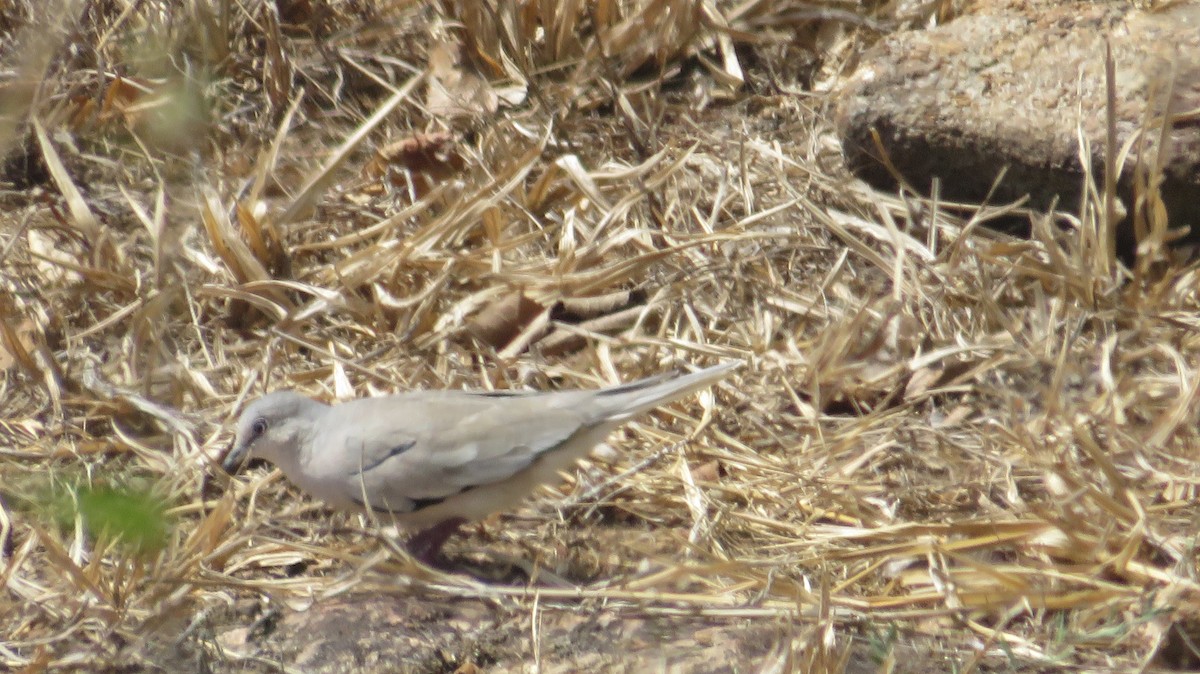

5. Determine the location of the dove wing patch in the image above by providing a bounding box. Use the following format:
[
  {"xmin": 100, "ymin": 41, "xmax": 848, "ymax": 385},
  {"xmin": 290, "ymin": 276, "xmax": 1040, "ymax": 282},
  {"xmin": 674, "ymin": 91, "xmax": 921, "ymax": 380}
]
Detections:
[{"xmin": 336, "ymin": 394, "xmax": 590, "ymax": 513}]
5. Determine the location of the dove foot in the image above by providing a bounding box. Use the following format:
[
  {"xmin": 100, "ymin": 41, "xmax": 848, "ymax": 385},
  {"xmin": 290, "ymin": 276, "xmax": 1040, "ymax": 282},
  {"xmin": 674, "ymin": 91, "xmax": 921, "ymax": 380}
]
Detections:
[{"xmin": 407, "ymin": 517, "xmax": 467, "ymax": 566}]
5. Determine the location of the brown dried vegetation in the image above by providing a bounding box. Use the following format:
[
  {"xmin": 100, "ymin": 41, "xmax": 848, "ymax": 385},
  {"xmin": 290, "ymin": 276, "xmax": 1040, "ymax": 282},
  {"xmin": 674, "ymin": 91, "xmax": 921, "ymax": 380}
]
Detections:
[{"xmin": 1, "ymin": 0, "xmax": 1199, "ymax": 672}]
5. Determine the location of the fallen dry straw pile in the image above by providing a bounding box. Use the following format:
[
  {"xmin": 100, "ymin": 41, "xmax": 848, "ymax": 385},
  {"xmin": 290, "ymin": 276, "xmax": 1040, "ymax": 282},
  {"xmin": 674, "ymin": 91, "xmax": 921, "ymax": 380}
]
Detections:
[{"xmin": 2, "ymin": 1, "xmax": 1200, "ymax": 671}]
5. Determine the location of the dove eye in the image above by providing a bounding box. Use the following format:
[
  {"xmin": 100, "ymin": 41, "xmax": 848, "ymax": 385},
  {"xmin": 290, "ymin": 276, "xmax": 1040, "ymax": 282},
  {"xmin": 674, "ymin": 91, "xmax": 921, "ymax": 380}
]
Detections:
[{"xmin": 250, "ymin": 417, "xmax": 268, "ymax": 437}]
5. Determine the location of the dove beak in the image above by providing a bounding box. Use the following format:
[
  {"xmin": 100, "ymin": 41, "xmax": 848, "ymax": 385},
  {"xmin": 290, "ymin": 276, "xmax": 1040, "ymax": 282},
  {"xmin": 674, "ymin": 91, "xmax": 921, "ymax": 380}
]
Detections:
[{"xmin": 222, "ymin": 441, "xmax": 249, "ymax": 474}]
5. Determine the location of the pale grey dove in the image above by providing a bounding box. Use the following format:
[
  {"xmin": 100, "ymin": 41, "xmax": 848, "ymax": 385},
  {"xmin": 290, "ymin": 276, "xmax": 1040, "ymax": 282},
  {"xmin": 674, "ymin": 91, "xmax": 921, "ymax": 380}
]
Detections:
[{"xmin": 222, "ymin": 361, "xmax": 738, "ymax": 563}]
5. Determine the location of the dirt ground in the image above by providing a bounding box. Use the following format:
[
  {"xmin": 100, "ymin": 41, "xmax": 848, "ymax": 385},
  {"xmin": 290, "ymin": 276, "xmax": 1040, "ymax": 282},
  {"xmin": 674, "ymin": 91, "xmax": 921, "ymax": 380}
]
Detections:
[
  {"xmin": 151, "ymin": 527, "xmax": 1066, "ymax": 673},
  {"xmin": 3, "ymin": 1, "xmax": 1200, "ymax": 672}
]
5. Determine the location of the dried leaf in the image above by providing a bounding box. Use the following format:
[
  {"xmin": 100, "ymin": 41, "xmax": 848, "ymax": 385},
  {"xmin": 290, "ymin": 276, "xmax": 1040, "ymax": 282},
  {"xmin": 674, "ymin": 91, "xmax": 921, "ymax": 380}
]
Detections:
[
  {"xmin": 692, "ymin": 459, "xmax": 722, "ymax": 483},
  {"xmin": 541, "ymin": 304, "xmax": 653, "ymax": 357},
  {"xmin": 362, "ymin": 131, "xmax": 466, "ymax": 198},
  {"xmin": 32, "ymin": 118, "xmax": 100, "ymax": 240},
  {"xmin": 467, "ymin": 290, "xmax": 547, "ymax": 351},
  {"xmin": 235, "ymin": 202, "xmax": 290, "ymax": 277},
  {"xmin": 904, "ymin": 365, "xmax": 944, "ymax": 401},
  {"xmin": 261, "ymin": 5, "xmax": 293, "ymax": 112},
  {"xmin": 552, "ymin": 289, "xmax": 643, "ymax": 322},
  {"xmin": 101, "ymin": 77, "xmax": 150, "ymax": 123},
  {"xmin": 0, "ymin": 317, "xmax": 36, "ymax": 373},
  {"xmin": 27, "ymin": 229, "xmax": 81, "ymax": 284},
  {"xmin": 277, "ymin": 71, "xmax": 423, "ymax": 227},
  {"xmin": 426, "ymin": 41, "xmax": 500, "ymax": 119}
]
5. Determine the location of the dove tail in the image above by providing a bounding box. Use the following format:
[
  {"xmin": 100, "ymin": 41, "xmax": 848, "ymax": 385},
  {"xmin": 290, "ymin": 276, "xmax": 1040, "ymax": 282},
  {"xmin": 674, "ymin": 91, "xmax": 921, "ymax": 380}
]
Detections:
[{"xmin": 598, "ymin": 361, "xmax": 740, "ymax": 421}]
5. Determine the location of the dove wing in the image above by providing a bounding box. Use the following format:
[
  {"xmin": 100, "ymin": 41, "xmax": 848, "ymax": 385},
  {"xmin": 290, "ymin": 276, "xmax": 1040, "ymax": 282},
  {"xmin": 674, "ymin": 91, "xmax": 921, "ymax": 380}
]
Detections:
[{"xmin": 312, "ymin": 391, "xmax": 591, "ymax": 513}]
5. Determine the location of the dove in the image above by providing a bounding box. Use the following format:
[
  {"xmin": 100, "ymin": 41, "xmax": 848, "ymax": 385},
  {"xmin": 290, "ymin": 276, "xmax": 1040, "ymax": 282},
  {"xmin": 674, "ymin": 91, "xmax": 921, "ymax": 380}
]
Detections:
[{"xmin": 222, "ymin": 361, "xmax": 738, "ymax": 564}]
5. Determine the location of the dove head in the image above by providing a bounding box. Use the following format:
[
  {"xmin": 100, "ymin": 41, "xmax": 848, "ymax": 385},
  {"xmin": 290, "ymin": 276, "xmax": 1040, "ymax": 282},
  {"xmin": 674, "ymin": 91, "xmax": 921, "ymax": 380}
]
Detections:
[{"xmin": 223, "ymin": 391, "xmax": 328, "ymax": 474}]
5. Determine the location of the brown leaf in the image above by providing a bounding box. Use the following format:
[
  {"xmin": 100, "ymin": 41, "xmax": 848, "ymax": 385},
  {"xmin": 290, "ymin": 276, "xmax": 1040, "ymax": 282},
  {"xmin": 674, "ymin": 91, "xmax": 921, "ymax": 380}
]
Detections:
[
  {"xmin": 261, "ymin": 4, "xmax": 294, "ymax": 113},
  {"xmin": 552, "ymin": 288, "xmax": 644, "ymax": 323},
  {"xmin": 362, "ymin": 131, "xmax": 465, "ymax": 197},
  {"xmin": 904, "ymin": 365, "xmax": 945, "ymax": 401},
  {"xmin": 67, "ymin": 76, "xmax": 147, "ymax": 129},
  {"xmin": 497, "ymin": 307, "xmax": 553, "ymax": 359},
  {"xmin": 540, "ymin": 304, "xmax": 650, "ymax": 357},
  {"xmin": 234, "ymin": 202, "xmax": 290, "ymax": 278},
  {"xmin": 0, "ymin": 316, "xmax": 37, "ymax": 373},
  {"xmin": 692, "ymin": 459, "xmax": 723, "ymax": 483},
  {"xmin": 467, "ymin": 290, "xmax": 547, "ymax": 351},
  {"xmin": 425, "ymin": 41, "xmax": 499, "ymax": 120}
]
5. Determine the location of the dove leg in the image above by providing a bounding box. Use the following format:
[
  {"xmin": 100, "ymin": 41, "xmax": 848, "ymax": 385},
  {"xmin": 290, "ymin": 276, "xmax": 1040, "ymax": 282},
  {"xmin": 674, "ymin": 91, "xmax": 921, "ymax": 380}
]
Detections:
[{"xmin": 406, "ymin": 517, "xmax": 467, "ymax": 565}]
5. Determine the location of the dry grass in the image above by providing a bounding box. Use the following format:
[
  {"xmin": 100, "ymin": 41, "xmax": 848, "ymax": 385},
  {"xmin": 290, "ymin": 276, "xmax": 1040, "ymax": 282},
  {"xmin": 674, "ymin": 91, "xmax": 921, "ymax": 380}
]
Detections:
[{"xmin": 2, "ymin": 0, "xmax": 1200, "ymax": 671}]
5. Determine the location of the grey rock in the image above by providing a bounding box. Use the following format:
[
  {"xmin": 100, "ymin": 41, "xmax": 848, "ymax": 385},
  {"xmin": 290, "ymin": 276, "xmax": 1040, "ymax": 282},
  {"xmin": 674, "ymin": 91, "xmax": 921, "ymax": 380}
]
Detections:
[{"xmin": 837, "ymin": 0, "xmax": 1200, "ymax": 248}]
